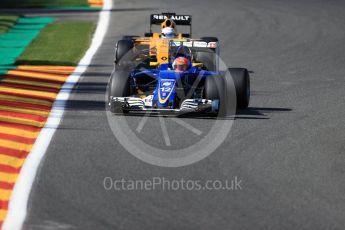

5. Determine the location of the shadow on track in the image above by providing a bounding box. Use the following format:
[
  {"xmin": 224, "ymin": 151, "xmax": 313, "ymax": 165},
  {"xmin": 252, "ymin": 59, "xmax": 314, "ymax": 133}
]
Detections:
[{"xmin": 235, "ymin": 107, "xmax": 292, "ymax": 120}]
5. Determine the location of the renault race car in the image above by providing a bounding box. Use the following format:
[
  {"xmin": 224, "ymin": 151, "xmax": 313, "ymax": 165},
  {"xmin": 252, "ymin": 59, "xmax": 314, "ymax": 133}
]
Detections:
[
  {"xmin": 107, "ymin": 13, "xmax": 250, "ymax": 116},
  {"xmin": 115, "ymin": 12, "xmax": 193, "ymax": 69}
]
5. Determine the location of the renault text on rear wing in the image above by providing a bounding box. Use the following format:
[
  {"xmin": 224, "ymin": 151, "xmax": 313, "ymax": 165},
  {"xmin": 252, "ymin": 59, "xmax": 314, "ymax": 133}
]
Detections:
[{"xmin": 150, "ymin": 13, "xmax": 192, "ymax": 25}]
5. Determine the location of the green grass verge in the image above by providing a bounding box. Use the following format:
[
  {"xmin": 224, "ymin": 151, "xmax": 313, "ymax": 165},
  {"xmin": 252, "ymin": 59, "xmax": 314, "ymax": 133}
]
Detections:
[
  {"xmin": 0, "ymin": 0, "xmax": 88, "ymax": 8},
  {"xmin": 0, "ymin": 15, "xmax": 19, "ymax": 34},
  {"xmin": 16, "ymin": 21, "xmax": 96, "ymax": 66}
]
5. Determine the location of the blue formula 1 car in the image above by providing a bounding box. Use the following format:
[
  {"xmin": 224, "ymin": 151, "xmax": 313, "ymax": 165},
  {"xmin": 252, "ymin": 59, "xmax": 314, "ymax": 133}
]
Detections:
[{"xmin": 107, "ymin": 38, "xmax": 250, "ymax": 117}]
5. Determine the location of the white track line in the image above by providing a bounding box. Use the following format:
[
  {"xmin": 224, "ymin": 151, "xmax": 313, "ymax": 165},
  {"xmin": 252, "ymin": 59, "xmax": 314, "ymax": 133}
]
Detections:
[
  {"xmin": 2, "ymin": 0, "xmax": 112, "ymax": 229},
  {"xmin": 159, "ymin": 116, "xmax": 171, "ymax": 146}
]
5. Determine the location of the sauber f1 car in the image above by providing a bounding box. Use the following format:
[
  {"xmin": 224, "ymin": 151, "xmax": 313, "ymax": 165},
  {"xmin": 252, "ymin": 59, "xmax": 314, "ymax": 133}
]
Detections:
[{"xmin": 107, "ymin": 13, "xmax": 250, "ymax": 117}]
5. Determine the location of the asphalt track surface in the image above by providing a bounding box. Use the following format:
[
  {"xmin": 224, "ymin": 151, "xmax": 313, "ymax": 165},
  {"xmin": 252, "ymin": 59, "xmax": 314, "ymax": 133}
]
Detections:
[{"xmin": 23, "ymin": 0, "xmax": 345, "ymax": 229}]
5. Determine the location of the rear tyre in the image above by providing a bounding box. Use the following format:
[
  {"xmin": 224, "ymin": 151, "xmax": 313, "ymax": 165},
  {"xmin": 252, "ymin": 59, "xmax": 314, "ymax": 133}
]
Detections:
[
  {"xmin": 229, "ymin": 68, "xmax": 250, "ymax": 109},
  {"xmin": 196, "ymin": 51, "xmax": 216, "ymax": 71},
  {"xmin": 108, "ymin": 71, "xmax": 131, "ymax": 114},
  {"xmin": 115, "ymin": 39, "xmax": 134, "ymax": 65}
]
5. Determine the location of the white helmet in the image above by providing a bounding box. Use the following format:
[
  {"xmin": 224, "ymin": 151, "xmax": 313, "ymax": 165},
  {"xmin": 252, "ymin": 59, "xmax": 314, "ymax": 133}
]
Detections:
[{"xmin": 161, "ymin": 27, "xmax": 176, "ymax": 38}]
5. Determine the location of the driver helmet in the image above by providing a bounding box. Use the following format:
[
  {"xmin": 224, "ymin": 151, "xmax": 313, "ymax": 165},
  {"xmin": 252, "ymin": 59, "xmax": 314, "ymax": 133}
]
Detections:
[
  {"xmin": 161, "ymin": 18, "xmax": 177, "ymax": 38},
  {"xmin": 172, "ymin": 56, "xmax": 190, "ymax": 72},
  {"xmin": 174, "ymin": 46, "xmax": 192, "ymax": 60},
  {"xmin": 161, "ymin": 27, "xmax": 176, "ymax": 38}
]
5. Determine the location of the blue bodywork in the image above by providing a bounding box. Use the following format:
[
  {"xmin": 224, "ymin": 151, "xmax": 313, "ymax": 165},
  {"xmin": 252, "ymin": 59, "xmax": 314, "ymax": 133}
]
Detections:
[
  {"xmin": 155, "ymin": 71, "xmax": 178, "ymax": 108},
  {"xmin": 130, "ymin": 62, "xmax": 218, "ymax": 109}
]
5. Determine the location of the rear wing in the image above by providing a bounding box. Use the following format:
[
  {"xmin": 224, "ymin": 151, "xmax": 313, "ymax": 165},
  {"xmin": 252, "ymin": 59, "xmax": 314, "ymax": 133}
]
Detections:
[
  {"xmin": 149, "ymin": 13, "xmax": 192, "ymax": 36},
  {"xmin": 170, "ymin": 39, "xmax": 218, "ymax": 49}
]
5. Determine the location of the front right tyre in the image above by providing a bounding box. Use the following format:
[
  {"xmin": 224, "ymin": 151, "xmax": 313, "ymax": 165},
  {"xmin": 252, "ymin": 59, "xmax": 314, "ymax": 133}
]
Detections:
[{"xmin": 108, "ymin": 70, "xmax": 131, "ymax": 114}]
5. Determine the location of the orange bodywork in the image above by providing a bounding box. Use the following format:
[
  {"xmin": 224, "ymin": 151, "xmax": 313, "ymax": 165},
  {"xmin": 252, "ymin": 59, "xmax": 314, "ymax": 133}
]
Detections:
[{"xmin": 133, "ymin": 32, "xmax": 186, "ymax": 67}]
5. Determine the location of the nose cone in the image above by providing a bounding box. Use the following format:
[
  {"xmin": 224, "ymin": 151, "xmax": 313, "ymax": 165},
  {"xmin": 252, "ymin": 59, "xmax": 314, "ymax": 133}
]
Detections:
[{"xmin": 153, "ymin": 71, "xmax": 180, "ymax": 109}]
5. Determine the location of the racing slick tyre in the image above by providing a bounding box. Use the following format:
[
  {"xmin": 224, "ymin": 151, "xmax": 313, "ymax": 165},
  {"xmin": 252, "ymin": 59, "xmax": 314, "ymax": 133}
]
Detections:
[
  {"xmin": 198, "ymin": 37, "xmax": 218, "ymax": 71},
  {"xmin": 115, "ymin": 39, "xmax": 134, "ymax": 65},
  {"xmin": 204, "ymin": 76, "xmax": 229, "ymax": 117},
  {"xmin": 108, "ymin": 70, "xmax": 131, "ymax": 114},
  {"xmin": 229, "ymin": 68, "xmax": 250, "ymax": 109},
  {"xmin": 196, "ymin": 51, "xmax": 217, "ymax": 71}
]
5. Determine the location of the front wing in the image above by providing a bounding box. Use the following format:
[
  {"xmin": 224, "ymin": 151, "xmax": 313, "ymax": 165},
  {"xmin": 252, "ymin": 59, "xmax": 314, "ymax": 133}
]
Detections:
[{"xmin": 110, "ymin": 96, "xmax": 219, "ymax": 113}]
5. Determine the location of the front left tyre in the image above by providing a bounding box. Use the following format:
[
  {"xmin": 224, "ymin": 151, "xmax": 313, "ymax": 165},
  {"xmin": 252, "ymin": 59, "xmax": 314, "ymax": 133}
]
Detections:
[
  {"xmin": 204, "ymin": 68, "xmax": 250, "ymax": 117},
  {"xmin": 229, "ymin": 68, "xmax": 250, "ymax": 109}
]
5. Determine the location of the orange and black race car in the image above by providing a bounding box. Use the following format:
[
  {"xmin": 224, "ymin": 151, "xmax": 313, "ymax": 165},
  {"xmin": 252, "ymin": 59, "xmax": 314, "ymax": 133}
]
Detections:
[{"xmin": 114, "ymin": 12, "xmax": 219, "ymax": 69}]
